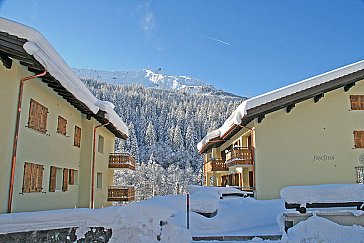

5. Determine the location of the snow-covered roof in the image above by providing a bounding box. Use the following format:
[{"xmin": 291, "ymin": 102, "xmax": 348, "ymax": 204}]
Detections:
[
  {"xmin": 0, "ymin": 17, "xmax": 128, "ymax": 138},
  {"xmin": 198, "ymin": 60, "xmax": 364, "ymax": 152}
]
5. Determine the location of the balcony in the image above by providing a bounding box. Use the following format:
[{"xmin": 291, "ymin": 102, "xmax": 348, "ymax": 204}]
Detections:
[
  {"xmin": 204, "ymin": 158, "xmax": 229, "ymax": 172},
  {"xmin": 109, "ymin": 152, "xmax": 136, "ymax": 170},
  {"xmin": 225, "ymin": 147, "xmax": 254, "ymax": 167},
  {"xmin": 107, "ymin": 186, "xmax": 135, "ymax": 202}
]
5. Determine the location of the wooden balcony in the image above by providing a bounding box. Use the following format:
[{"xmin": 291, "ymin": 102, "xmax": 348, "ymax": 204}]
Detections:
[
  {"xmin": 204, "ymin": 158, "xmax": 229, "ymax": 172},
  {"xmin": 225, "ymin": 147, "xmax": 254, "ymax": 167},
  {"xmin": 109, "ymin": 152, "xmax": 136, "ymax": 170},
  {"xmin": 107, "ymin": 186, "xmax": 135, "ymax": 202}
]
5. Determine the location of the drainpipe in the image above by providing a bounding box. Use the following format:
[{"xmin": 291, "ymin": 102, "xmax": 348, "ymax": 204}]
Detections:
[
  {"xmin": 8, "ymin": 70, "xmax": 47, "ymax": 213},
  {"xmin": 91, "ymin": 121, "xmax": 109, "ymax": 209}
]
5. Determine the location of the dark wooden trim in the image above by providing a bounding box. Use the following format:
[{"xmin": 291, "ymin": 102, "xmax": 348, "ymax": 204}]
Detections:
[
  {"xmin": 0, "ymin": 52, "xmax": 12, "ymax": 69},
  {"xmin": 286, "ymin": 104, "xmax": 295, "ymax": 113},
  {"xmin": 344, "ymin": 82, "xmax": 356, "ymax": 92},
  {"xmin": 314, "ymin": 93, "xmax": 324, "ymax": 103}
]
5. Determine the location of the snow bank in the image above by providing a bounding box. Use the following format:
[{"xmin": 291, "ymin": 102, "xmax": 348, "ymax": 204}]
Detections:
[
  {"xmin": 0, "ymin": 17, "xmax": 128, "ymax": 137},
  {"xmin": 187, "ymin": 186, "xmax": 254, "ymax": 214},
  {"xmin": 198, "ymin": 60, "xmax": 364, "ymax": 151},
  {"xmin": 280, "ymin": 184, "xmax": 364, "ymax": 204},
  {"xmin": 282, "ymin": 215, "xmax": 364, "ymax": 243}
]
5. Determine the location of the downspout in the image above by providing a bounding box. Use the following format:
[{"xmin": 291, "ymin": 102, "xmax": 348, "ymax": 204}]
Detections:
[
  {"xmin": 8, "ymin": 70, "xmax": 47, "ymax": 213},
  {"xmin": 91, "ymin": 121, "xmax": 109, "ymax": 209}
]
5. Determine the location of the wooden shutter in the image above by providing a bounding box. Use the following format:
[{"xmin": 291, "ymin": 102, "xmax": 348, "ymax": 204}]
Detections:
[
  {"xmin": 34, "ymin": 164, "xmax": 43, "ymax": 192},
  {"xmin": 22, "ymin": 162, "xmax": 43, "ymax": 193},
  {"xmin": 354, "ymin": 131, "xmax": 364, "ymax": 148},
  {"xmin": 22, "ymin": 162, "xmax": 32, "ymax": 193},
  {"xmin": 62, "ymin": 168, "xmax": 69, "ymax": 191},
  {"xmin": 74, "ymin": 126, "xmax": 81, "ymax": 147},
  {"xmin": 350, "ymin": 95, "xmax": 364, "ymax": 110},
  {"xmin": 57, "ymin": 116, "xmax": 67, "ymax": 135},
  {"xmin": 69, "ymin": 169, "xmax": 75, "ymax": 185},
  {"xmin": 49, "ymin": 166, "xmax": 57, "ymax": 192},
  {"xmin": 28, "ymin": 99, "xmax": 48, "ymax": 133}
]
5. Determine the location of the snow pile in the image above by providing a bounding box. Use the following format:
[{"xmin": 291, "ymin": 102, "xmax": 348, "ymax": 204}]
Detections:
[
  {"xmin": 187, "ymin": 186, "xmax": 252, "ymax": 214},
  {"xmin": 280, "ymin": 184, "xmax": 364, "ymax": 204},
  {"xmin": 198, "ymin": 60, "xmax": 364, "ymax": 151},
  {"xmin": 0, "ymin": 17, "xmax": 128, "ymax": 137},
  {"xmin": 282, "ymin": 215, "xmax": 364, "ymax": 243}
]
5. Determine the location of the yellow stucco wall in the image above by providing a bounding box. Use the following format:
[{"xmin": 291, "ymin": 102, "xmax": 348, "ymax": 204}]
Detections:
[
  {"xmin": 254, "ymin": 80, "xmax": 364, "ymax": 199},
  {"xmin": 0, "ymin": 61, "xmax": 116, "ymax": 213}
]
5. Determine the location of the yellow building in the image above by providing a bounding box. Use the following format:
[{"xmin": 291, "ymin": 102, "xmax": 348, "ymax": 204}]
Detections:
[
  {"xmin": 0, "ymin": 18, "xmax": 135, "ymax": 213},
  {"xmin": 199, "ymin": 61, "xmax": 364, "ymax": 200}
]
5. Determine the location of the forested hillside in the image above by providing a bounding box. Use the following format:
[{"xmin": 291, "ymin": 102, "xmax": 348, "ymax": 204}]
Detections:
[{"xmin": 82, "ymin": 78, "xmax": 243, "ymax": 200}]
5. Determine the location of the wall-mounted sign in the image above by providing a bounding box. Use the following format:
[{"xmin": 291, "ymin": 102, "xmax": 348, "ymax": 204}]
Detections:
[
  {"xmin": 360, "ymin": 154, "xmax": 364, "ymax": 165},
  {"xmin": 313, "ymin": 155, "xmax": 335, "ymax": 162}
]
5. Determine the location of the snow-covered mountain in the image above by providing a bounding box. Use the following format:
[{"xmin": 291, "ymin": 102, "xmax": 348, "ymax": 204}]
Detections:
[{"xmin": 73, "ymin": 68, "xmax": 242, "ymax": 98}]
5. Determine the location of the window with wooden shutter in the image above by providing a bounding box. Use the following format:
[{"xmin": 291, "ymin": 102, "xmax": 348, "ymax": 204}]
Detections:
[
  {"xmin": 28, "ymin": 99, "xmax": 48, "ymax": 133},
  {"xmin": 350, "ymin": 95, "xmax": 364, "ymax": 110},
  {"xmin": 62, "ymin": 168, "xmax": 69, "ymax": 191},
  {"xmin": 22, "ymin": 162, "xmax": 43, "ymax": 193},
  {"xmin": 69, "ymin": 169, "xmax": 75, "ymax": 185},
  {"xmin": 354, "ymin": 131, "xmax": 364, "ymax": 148},
  {"xmin": 57, "ymin": 116, "xmax": 67, "ymax": 135},
  {"xmin": 74, "ymin": 126, "xmax": 81, "ymax": 147},
  {"xmin": 49, "ymin": 166, "xmax": 57, "ymax": 192}
]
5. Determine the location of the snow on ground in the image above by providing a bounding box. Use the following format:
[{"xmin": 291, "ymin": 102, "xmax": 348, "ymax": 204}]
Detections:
[
  {"xmin": 282, "ymin": 215, "xmax": 364, "ymax": 243},
  {"xmin": 2, "ymin": 185, "xmax": 364, "ymax": 242}
]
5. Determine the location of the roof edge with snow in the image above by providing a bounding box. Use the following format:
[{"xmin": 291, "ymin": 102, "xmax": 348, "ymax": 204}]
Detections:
[
  {"xmin": 0, "ymin": 17, "xmax": 128, "ymax": 138},
  {"xmin": 198, "ymin": 60, "xmax": 364, "ymax": 153}
]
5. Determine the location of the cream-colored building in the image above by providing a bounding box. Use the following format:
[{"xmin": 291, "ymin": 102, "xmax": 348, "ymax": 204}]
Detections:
[
  {"xmin": 199, "ymin": 61, "xmax": 364, "ymax": 200},
  {"xmin": 0, "ymin": 18, "xmax": 135, "ymax": 213}
]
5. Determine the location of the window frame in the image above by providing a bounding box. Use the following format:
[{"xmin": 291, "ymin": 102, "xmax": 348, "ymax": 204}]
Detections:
[
  {"xmin": 354, "ymin": 131, "xmax": 364, "ymax": 148},
  {"xmin": 98, "ymin": 135, "xmax": 104, "ymax": 154}
]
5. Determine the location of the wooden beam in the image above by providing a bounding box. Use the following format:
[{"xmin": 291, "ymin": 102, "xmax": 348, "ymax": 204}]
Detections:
[
  {"xmin": 344, "ymin": 82, "xmax": 355, "ymax": 92},
  {"xmin": 0, "ymin": 52, "xmax": 12, "ymax": 69},
  {"xmin": 314, "ymin": 93, "xmax": 324, "ymax": 103},
  {"xmin": 257, "ymin": 115, "xmax": 265, "ymax": 123},
  {"xmin": 286, "ymin": 104, "xmax": 295, "ymax": 113}
]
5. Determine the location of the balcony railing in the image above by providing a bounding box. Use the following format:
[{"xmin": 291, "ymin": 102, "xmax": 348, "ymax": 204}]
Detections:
[
  {"xmin": 204, "ymin": 158, "xmax": 229, "ymax": 172},
  {"xmin": 107, "ymin": 186, "xmax": 135, "ymax": 202},
  {"xmin": 225, "ymin": 147, "xmax": 253, "ymax": 167},
  {"xmin": 109, "ymin": 152, "xmax": 136, "ymax": 170}
]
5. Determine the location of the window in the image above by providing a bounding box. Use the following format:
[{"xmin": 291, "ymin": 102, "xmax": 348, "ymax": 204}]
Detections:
[
  {"xmin": 69, "ymin": 169, "xmax": 78, "ymax": 185},
  {"xmin": 356, "ymin": 166, "xmax": 364, "ymax": 184},
  {"xmin": 354, "ymin": 131, "xmax": 364, "ymax": 148},
  {"xmin": 57, "ymin": 116, "xmax": 67, "ymax": 135},
  {"xmin": 98, "ymin": 135, "xmax": 104, "ymax": 153},
  {"xmin": 49, "ymin": 166, "xmax": 64, "ymax": 192},
  {"xmin": 28, "ymin": 99, "xmax": 48, "ymax": 133},
  {"xmin": 97, "ymin": 172, "xmax": 102, "ymax": 189},
  {"xmin": 350, "ymin": 95, "xmax": 364, "ymax": 110},
  {"xmin": 22, "ymin": 162, "xmax": 43, "ymax": 193},
  {"xmin": 74, "ymin": 126, "xmax": 82, "ymax": 147}
]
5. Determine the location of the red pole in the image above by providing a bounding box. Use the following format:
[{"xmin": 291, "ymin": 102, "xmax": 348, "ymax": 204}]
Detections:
[{"xmin": 187, "ymin": 193, "xmax": 190, "ymax": 229}]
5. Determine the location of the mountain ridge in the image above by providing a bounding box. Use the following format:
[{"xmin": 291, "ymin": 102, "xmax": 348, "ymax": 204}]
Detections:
[{"xmin": 73, "ymin": 68, "xmax": 244, "ymax": 99}]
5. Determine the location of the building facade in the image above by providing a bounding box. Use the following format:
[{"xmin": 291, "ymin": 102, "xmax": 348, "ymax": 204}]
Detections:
[
  {"xmin": 199, "ymin": 61, "xmax": 364, "ymax": 199},
  {"xmin": 0, "ymin": 18, "xmax": 135, "ymax": 213}
]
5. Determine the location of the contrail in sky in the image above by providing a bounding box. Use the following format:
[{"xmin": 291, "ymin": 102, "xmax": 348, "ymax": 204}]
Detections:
[{"xmin": 202, "ymin": 34, "xmax": 231, "ymax": 46}]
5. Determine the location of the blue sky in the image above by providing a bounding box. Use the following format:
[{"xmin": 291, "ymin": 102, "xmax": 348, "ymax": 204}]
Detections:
[{"xmin": 1, "ymin": 0, "xmax": 364, "ymax": 97}]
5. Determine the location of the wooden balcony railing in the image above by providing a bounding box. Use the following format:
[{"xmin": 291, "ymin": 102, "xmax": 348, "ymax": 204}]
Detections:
[
  {"xmin": 225, "ymin": 147, "xmax": 253, "ymax": 167},
  {"xmin": 107, "ymin": 186, "xmax": 135, "ymax": 202},
  {"xmin": 109, "ymin": 152, "xmax": 136, "ymax": 170},
  {"xmin": 204, "ymin": 158, "xmax": 229, "ymax": 172}
]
